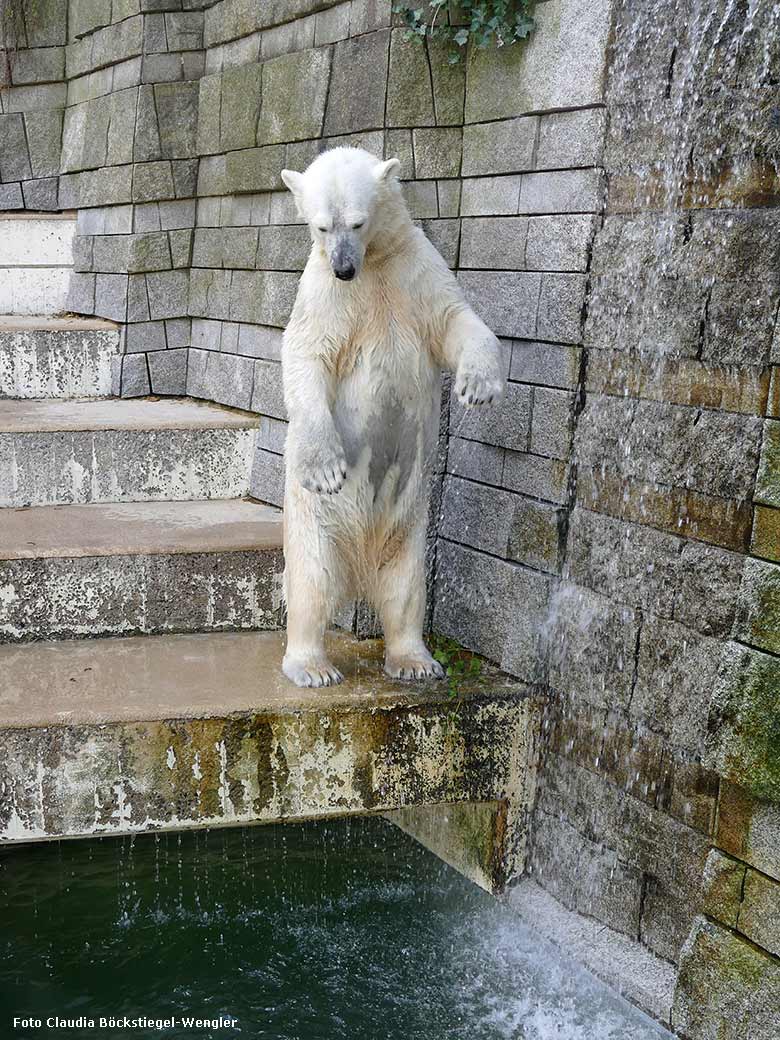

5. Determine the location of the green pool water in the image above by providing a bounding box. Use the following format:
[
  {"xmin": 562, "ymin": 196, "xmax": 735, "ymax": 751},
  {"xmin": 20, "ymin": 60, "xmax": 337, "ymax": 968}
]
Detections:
[{"xmin": 1, "ymin": 816, "xmax": 670, "ymax": 1040}]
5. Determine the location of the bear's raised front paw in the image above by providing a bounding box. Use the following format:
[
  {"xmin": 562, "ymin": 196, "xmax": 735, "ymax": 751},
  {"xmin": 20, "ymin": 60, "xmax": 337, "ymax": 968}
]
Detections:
[
  {"xmin": 454, "ymin": 368, "xmax": 504, "ymax": 407},
  {"xmin": 296, "ymin": 437, "xmax": 348, "ymax": 495},
  {"xmin": 384, "ymin": 650, "xmax": 445, "ymax": 681},
  {"xmin": 283, "ymin": 654, "xmax": 344, "ymax": 688}
]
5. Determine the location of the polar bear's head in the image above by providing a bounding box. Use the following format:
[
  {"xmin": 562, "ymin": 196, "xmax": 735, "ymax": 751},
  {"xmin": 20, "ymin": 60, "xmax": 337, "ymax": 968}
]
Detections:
[{"xmin": 281, "ymin": 147, "xmax": 402, "ymax": 282}]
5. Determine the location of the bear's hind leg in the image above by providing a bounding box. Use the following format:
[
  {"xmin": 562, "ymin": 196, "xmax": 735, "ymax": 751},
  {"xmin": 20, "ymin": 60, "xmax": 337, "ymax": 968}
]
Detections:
[
  {"xmin": 283, "ymin": 503, "xmax": 345, "ymax": 688},
  {"xmin": 373, "ymin": 524, "xmax": 444, "ymax": 682}
]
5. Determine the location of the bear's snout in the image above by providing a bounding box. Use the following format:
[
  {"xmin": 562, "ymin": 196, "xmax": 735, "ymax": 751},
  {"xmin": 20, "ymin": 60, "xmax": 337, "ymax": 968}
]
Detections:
[{"xmin": 334, "ymin": 262, "xmax": 356, "ymax": 281}]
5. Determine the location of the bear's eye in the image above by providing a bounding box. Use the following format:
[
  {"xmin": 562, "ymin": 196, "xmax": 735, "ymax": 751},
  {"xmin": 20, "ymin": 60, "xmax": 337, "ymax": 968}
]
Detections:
[
  {"xmin": 351, "ymin": 221, "xmax": 364, "ymax": 230},
  {"xmin": 317, "ymin": 226, "xmax": 328, "ymax": 233}
]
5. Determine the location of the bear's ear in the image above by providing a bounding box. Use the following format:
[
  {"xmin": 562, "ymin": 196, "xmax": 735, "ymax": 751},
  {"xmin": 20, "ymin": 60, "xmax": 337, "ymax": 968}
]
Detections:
[
  {"xmin": 281, "ymin": 169, "xmax": 304, "ymax": 196},
  {"xmin": 374, "ymin": 158, "xmax": 401, "ymax": 183}
]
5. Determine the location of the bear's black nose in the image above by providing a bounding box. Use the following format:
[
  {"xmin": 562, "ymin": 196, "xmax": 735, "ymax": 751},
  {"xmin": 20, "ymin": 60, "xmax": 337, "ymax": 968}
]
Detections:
[{"xmin": 334, "ymin": 264, "xmax": 356, "ymax": 281}]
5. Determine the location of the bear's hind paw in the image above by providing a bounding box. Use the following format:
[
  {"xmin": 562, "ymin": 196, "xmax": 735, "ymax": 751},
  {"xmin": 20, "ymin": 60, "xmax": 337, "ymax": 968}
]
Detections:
[
  {"xmin": 384, "ymin": 652, "xmax": 445, "ymax": 681},
  {"xmin": 283, "ymin": 654, "xmax": 344, "ymax": 688}
]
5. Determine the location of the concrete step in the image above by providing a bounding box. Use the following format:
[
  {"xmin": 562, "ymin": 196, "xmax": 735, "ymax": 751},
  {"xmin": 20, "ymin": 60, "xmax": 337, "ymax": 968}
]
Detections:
[
  {"xmin": 0, "ymin": 397, "xmax": 261, "ymax": 506},
  {"xmin": 0, "ymin": 212, "xmax": 75, "ymax": 315},
  {"xmin": 0, "ymin": 315, "xmax": 120, "ymax": 400},
  {"xmin": 0, "ymin": 629, "xmax": 537, "ymax": 847},
  {"xmin": 0, "ymin": 499, "xmax": 284, "ymax": 642}
]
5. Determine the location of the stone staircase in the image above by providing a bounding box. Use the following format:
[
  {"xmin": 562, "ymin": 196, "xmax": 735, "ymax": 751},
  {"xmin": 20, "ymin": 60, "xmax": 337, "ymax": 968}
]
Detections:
[{"xmin": 0, "ymin": 247, "xmax": 538, "ymax": 893}]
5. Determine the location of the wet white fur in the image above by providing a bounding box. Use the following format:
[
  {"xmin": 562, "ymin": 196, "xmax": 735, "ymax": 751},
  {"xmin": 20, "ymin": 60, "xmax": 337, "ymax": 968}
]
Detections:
[{"xmin": 280, "ymin": 147, "xmax": 503, "ymax": 687}]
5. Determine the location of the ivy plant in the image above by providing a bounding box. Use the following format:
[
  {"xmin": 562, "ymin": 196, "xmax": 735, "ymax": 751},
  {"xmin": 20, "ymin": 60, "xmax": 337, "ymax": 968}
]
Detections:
[
  {"xmin": 392, "ymin": 0, "xmax": 535, "ymax": 63},
  {"xmin": 429, "ymin": 633, "xmax": 483, "ymax": 700}
]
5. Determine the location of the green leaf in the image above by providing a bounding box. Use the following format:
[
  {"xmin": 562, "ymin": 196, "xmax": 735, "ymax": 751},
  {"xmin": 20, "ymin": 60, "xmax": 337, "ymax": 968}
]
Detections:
[{"xmin": 453, "ymin": 27, "xmax": 469, "ymax": 45}]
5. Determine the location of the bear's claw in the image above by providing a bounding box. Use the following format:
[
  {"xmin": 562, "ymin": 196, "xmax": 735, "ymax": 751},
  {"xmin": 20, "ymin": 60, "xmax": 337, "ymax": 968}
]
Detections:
[
  {"xmin": 454, "ymin": 369, "xmax": 504, "ymax": 408},
  {"xmin": 283, "ymin": 655, "xmax": 344, "ymax": 687},
  {"xmin": 384, "ymin": 652, "xmax": 445, "ymax": 681}
]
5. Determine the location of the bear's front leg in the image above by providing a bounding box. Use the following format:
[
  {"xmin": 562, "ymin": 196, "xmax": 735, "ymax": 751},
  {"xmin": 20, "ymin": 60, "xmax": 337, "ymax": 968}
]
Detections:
[
  {"xmin": 291, "ymin": 419, "xmax": 348, "ymax": 495},
  {"xmin": 282, "ymin": 488, "xmax": 345, "ymax": 687},
  {"xmin": 441, "ymin": 305, "xmax": 504, "ymax": 408}
]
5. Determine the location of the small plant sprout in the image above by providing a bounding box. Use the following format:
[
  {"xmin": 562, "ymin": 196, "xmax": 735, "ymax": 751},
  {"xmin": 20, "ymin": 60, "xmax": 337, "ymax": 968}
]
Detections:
[{"xmin": 392, "ymin": 0, "xmax": 535, "ymax": 63}]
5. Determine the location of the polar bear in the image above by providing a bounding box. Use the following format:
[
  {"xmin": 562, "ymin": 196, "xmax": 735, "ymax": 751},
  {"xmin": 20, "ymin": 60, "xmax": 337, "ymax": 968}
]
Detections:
[{"xmin": 279, "ymin": 147, "xmax": 503, "ymax": 687}]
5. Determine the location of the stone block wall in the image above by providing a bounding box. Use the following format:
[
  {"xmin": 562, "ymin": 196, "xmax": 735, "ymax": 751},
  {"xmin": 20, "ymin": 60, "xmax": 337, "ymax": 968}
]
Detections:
[{"xmin": 523, "ymin": 1, "xmax": 780, "ymax": 1036}]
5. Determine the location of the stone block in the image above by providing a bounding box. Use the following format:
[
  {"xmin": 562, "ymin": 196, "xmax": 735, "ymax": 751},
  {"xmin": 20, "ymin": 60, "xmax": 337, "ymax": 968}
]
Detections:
[
  {"xmin": 566, "ymin": 507, "xmax": 681, "ymax": 618},
  {"xmin": 0, "ymin": 182, "xmax": 23, "ymax": 208},
  {"xmin": 22, "ymin": 178, "xmax": 59, "ymax": 211},
  {"xmin": 261, "ymin": 13, "xmax": 315, "ymax": 60},
  {"xmin": 143, "ymin": 11, "xmax": 168, "ymax": 52},
  {"xmin": 704, "ymin": 277, "xmax": 779, "ymax": 367},
  {"xmin": 196, "ymin": 72, "xmax": 222, "ymax": 156},
  {"xmin": 639, "ymin": 879, "xmax": 698, "ymax": 964},
  {"xmin": 220, "ymin": 63, "xmax": 262, "ymax": 153},
  {"xmin": 224, "ymin": 145, "xmax": 286, "ymax": 194},
  {"xmin": 132, "ymin": 161, "xmax": 175, "ymax": 202},
  {"xmin": 119, "ymin": 352, "xmax": 151, "ymax": 398},
  {"xmin": 756, "ymin": 419, "xmax": 780, "ymax": 508},
  {"xmin": 509, "ymin": 340, "xmax": 580, "ymax": 390},
  {"xmin": 250, "ymin": 446, "xmax": 285, "ymax": 507},
  {"xmin": 753, "ymin": 505, "xmax": 780, "ymax": 562},
  {"xmin": 314, "ymin": 3, "xmax": 350, "ymax": 45},
  {"xmin": 250, "ymin": 359, "xmax": 285, "ymax": 420},
  {"xmin": 530, "ymin": 387, "xmax": 574, "ymax": 459},
  {"xmin": 23, "ymin": 110, "xmax": 63, "ymax": 178},
  {"xmin": 4, "ymin": 82, "xmax": 67, "ymax": 113},
  {"xmin": 0, "ymin": 115, "xmax": 32, "ymax": 181},
  {"xmin": 458, "ymin": 270, "xmax": 540, "ymax": 339},
  {"xmin": 386, "ymin": 29, "xmax": 434, "ymax": 127},
  {"xmin": 172, "ymin": 159, "xmax": 198, "ymax": 197},
  {"xmin": 192, "ymin": 228, "xmax": 223, "ymax": 268},
  {"xmin": 92, "ymin": 235, "xmax": 131, "ymax": 272},
  {"xmin": 537, "ymin": 273, "xmax": 586, "ymax": 344},
  {"xmin": 324, "ymin": 31, "xmax": 390, "ymax": 136},
  {"xmin": 707, "ymin": 642, "xmax": 780, "ymax": 803},
  {"xmin": 148, "ymin": 348, "xmax": 188, "ymax": 395},
  {"xmin": 734, "ymin": 558, "xmax": 780, "ymax": 656},
  {"xmin": 403, "ymin": 180, "xmax": 438, "ymax": 219},
  {"xmin": 7, "ymin": 46, "xmax": 65, "ymax": 86},
  {"xmin": 673, "ymin": 918, "xmax": 780, "ymax": 1040},
  {"xmin": 165, "ymin": 318, "xmax": 190, "ymax": 349},
  {"xmin": 66, "ymin": 272, "xmax": 96, "ymax": 314},
  {"xmin": 23, "ymin": 0, "xmax": 68, "ymax": 45},
  {"xmin": 95, "ymin": 274, "xmax": 128, "ymax": 322},
  {"xmin": 507, "ymin": 496, "xmax": 564, "ymax": 574},
  {"xmin": 740, "ymin": 869, "xmax": 780, "ymax": 958},
  {"xmin": 449, "ymin": 381, "xmax": 531, "ymax": 453},
  {"xmin": 433, "ymin": 540, "xmax": 550, "ymax": 681},
  {"xmin": 412, "ymin": 127, "xmax": 462, "ymax": 179},
  {"xmin": 536, "ymin": 108, "xmax": 607, "ymax": 170},
  {"xmin": 186, "ymin": 346, "xmax": 254, "ymax": 411},
  {"xmin": 716, "ymin": 784, "xmax": 780, "ymax": 883},
  {"xmin": 502, "ymin": 451, "xmax": 569, "ymax": 505},
  {"xmin": 525, "ymin": 215, "xmax": 596, "ymax": 272},
  {"xmin": 256, "ymin": 415, "xmax": 287, "ymax": 454},
  {"xmin": 427, "ymin": 36, "xmax": 465, "ymax": 126},
  {"xmin": 446, "ymin": 437, "xmax": 504, "ymax": 485},
  {"xmin": 350, "ymin": 0, "xmax": 391, "ymax": 34},
  {"xmin": 520, "ymin": 169, "xmax": 604, "ymax": 215},
  {"xmin": 125, "ymin": 320, "xmax": 166, "ymax": 353},
  {"xmin": 134, "ymin": 202, "xmax": 161, "ymax": 233},
  {"xmin": 420, "ymin": 219, "xmax": 458, "ymax": 268},
  {"xmin": 384, "ymin": 128, "xmax": 414, "ymax": 178},
  {"xmin": 632, "ymin": 617, "xmax": 724, "ymax": 756},
  {"xmin": 236, "ymin": 323, "xmax": 283, "ymax": 361},
  {"xmin": 159, "ymin": 199, "xmax": 196, "ymax": 231},
  {"xmin": 461, "ymin": 117, "xmax": 537, "ymax": 177},
  {"xmin": 128, "ymin": 231, "xmax": 172, "ymax": 272},
  {"xmin": 258, "ymin": 47, "xmax": 331, "ymax": 145},
  {"xmin": 222, "ymin": 227, "xmax": 259, "ymax": 269},
  {"xmin": 460, "ymin": 175, "xmax": 521, "ymax": 216},
  {"xmin": 440, "ymin": 476, "xmax": 515, "ymax": 557},
  {"xmin": 459, "ymin": 217, "xmax": 527, "ymax": 270},
  {"xmin": 154, "ymin": 81, "xmax": 199, "ymax": 159},
  {"xmin": 675, "ymin": 541, "xmax": 745, "ymax": 638},
  {"xmin": 188, "ymin": 268, "xmax": 231, "ymax": 320},
  {"xmin": 547, "ymin": 583, "xmax": 639, "ymax": 711},
  {"xmin": 229, "ymin": 270, "xmax": 298, "ymax": 327},
  {"xmin": 464, "ymin": 0, "xmax": 611, "ymax": 121},
  {"xmin": 255, "ymin": 225, "xmax": 311, "ymax": 271},
  {"xmin": 147, "ymin": 270, "xmax": 189, "ymax": 319},
  {"xmin": 436, "ymin": 179, "xmax": 461, "ymax": 218},
  {"xmin": 165, "ymin": 11, "xmax": 203, "ymax": 49}
]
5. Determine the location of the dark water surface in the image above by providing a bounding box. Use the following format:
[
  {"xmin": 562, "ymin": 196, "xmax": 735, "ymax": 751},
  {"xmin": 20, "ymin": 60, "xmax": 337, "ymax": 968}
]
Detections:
[{"xmin": 1, "ymin": 816, "xmax": 669, "ymax": 1040}]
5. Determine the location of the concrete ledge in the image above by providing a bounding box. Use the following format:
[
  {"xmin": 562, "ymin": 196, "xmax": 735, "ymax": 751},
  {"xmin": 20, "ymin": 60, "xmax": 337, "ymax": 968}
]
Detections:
[
  {"xmin": 507, "ymin": 879, "xmax": 677, "ymax": 1029},
  {"xmin": 0, "ymin": 317, "xmax": 120, "ymax": 399},
  {"xmin": 0, "ymin": 631, "xmax": 539, "ymax": 845}
]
